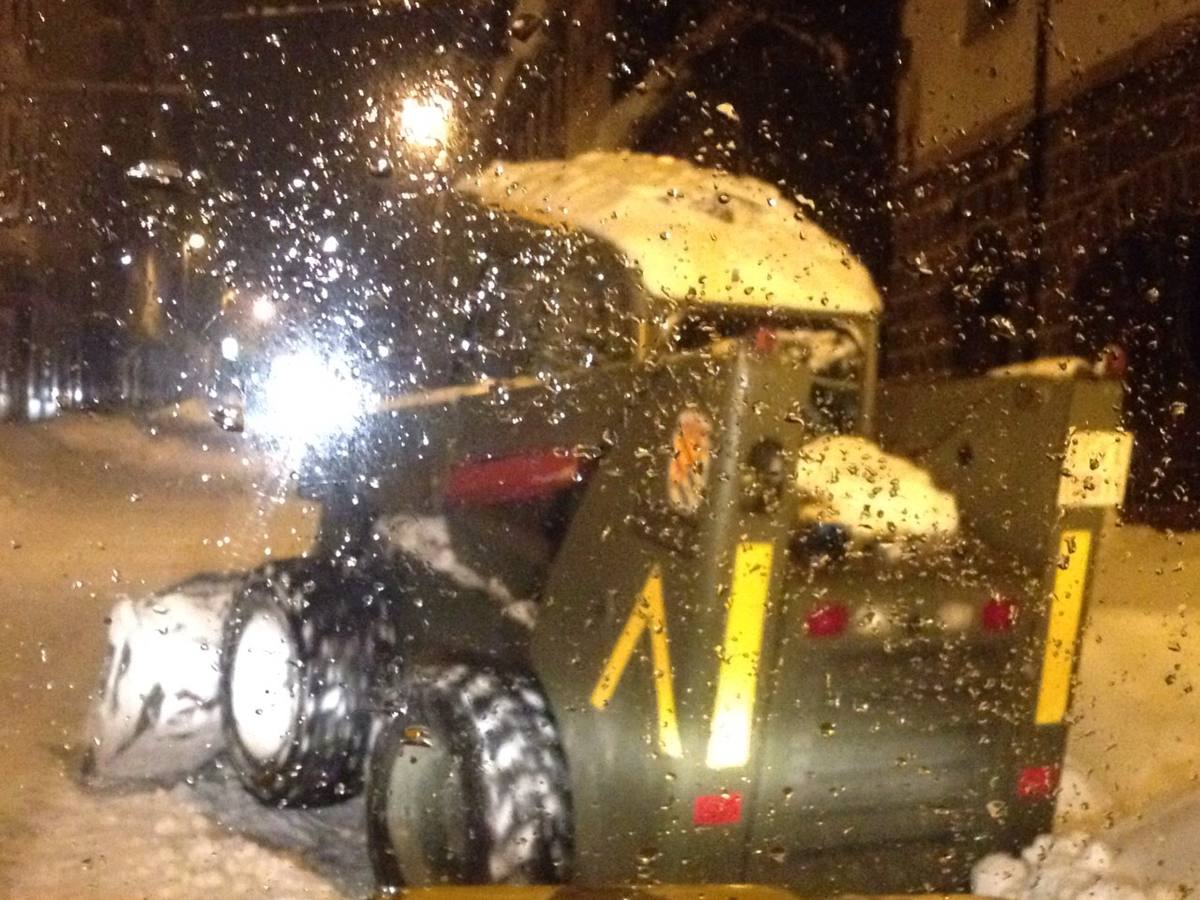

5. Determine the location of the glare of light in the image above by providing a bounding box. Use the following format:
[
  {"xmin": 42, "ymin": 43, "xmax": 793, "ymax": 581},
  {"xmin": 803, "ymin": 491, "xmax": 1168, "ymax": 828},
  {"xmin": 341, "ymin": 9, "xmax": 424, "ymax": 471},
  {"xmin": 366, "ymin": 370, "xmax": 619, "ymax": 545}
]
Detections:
[
  {"xmin": 258, "ymin": 348, "xmax": 373, "ymax": 447},
  {"xmin": 73, "ymin": 387, "xmax": 83, "ymax": 403},
  {"xmin": 397, "ymin": 92, "xmax": 453, "ymax": 149},
  {"xmin": 120, "ymin": 253, "xmax": 133, "ymax": 266},
  {"xmin": 321, "ymin": 235, "xmax": 339, "ymax": 254},
  {"xmin": 251, "ymin": 297, "xmax": 277, "ymax": 323},
  {"xmin": 221, "ymin": 336, "xmax": 240, "ymax": 362},
  {"xmin": 186, "ymin": 232, "xmax": 207, "ymax": 252}
]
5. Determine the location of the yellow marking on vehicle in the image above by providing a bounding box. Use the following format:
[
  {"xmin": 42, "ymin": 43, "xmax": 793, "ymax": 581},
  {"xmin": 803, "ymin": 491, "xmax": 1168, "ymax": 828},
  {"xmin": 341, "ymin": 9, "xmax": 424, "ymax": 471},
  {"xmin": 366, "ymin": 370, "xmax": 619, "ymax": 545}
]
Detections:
[
  {"xmin": 1036, "ymin": 529, "xmax": 1093, "ymax": 725},
  {"xmin": 706, "ymin": 541, "xmax": 774, "ymax": 770},
  {"xmin": 590, "ymin": 566, "xmax": 682, "ymax": 758}
]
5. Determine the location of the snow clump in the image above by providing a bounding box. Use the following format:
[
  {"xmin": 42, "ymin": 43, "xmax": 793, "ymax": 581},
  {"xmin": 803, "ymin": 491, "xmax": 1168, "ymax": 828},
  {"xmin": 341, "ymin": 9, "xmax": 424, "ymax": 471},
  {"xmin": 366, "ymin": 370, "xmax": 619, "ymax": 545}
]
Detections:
[
  {"xmin": 972, "ymin": 833, "xmax": 1183, "ymax": 900},
  {"xmin": 794, "ymin": 434, "xmax": 959, "ymax": 547}
]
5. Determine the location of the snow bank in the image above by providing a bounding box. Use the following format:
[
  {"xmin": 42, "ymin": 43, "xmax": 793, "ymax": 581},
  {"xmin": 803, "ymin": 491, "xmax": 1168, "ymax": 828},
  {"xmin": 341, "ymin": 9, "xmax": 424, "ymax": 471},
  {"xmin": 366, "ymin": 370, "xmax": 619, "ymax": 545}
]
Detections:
[
  {"xmin": 973, "ymin": 833, "xmax": 1183, "ymax": 900},
  {"xmin": 794, "ymin": 434, "xmax": 959, "ymax": 546},
  {"xmin": 7, "ymin": 783, "xmax": 344, "ymax": 899},
  {"xmin": 460, "ymin": 152, "xmax": 882, "ymax": 317}
]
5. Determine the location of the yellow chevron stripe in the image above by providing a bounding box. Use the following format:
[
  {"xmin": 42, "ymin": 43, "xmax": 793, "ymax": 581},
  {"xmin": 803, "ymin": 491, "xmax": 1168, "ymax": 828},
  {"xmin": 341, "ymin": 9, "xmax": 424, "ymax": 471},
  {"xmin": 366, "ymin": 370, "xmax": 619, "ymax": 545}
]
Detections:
[
  {"xmin": 1036, "ymin": 529, "xmax": 1092, "ymax": 725},
  {"xmin": 706, "ymin": 541, "xmax": 774, "ymax": 769}
]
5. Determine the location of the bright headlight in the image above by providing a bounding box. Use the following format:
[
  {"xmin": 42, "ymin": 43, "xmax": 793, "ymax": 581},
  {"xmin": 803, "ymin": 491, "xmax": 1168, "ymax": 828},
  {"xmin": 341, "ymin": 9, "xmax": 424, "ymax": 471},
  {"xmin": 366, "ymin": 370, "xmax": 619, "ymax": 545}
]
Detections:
[{"xmin": 258, "ymin": 348, "xmax": 373, "ymax": 446}]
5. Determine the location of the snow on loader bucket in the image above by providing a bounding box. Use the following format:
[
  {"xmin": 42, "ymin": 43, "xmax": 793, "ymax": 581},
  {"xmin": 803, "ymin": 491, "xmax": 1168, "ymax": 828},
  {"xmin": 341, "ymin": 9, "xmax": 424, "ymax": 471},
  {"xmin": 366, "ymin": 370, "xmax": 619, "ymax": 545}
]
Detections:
[
  {"xmin": 84, "ymin": 573, "xmax": 242, "ymax": 782},
  {"xmin": 80, "ymin": 153, "xmax": 1130, "ymax": 894}
]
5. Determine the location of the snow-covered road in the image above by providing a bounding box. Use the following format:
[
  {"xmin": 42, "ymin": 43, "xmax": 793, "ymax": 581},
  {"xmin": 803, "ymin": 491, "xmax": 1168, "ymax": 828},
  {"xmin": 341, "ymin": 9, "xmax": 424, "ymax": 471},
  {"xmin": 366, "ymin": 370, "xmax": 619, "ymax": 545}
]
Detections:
[
  {"xmin": 0, "ymin": 410, "xmax": 338, "ymax": 897},
  {"xmin": 1, "ymin": 410, "xmax": 1199, "ymax": 897}
]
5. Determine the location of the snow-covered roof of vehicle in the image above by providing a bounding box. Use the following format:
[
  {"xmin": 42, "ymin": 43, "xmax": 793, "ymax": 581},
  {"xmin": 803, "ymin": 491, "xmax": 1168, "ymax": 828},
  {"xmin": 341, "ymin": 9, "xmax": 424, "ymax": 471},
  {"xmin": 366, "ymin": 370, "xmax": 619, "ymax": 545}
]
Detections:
[{"xmin": 457, "ymin": 152, "xmax": 882, "ymax": 317}]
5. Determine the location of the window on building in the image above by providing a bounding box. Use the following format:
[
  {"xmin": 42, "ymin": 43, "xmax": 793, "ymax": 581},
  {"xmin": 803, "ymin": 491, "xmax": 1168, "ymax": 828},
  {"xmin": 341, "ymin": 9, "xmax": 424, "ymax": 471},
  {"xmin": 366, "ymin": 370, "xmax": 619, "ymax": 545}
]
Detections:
[{"xmin": 949, "ymin": 229, "xmax": 1021, "ymax": 373}]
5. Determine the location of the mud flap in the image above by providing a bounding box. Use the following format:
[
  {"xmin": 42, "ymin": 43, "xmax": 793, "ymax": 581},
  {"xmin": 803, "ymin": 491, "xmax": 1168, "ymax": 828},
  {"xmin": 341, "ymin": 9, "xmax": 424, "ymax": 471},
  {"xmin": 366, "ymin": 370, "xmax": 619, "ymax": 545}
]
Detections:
[{"xmin": 84, "ymin": 573, "xmax": 244, "ymax": 783}]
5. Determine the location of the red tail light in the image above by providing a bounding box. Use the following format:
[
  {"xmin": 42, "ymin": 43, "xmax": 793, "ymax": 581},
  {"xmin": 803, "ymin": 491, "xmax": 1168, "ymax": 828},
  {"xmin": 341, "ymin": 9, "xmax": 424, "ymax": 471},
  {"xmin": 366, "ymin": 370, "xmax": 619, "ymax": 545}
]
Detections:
[
  {"xmin": 444, "ymin": 448, "xmax": 583, "ymax": 505},
  {"xmin": 1017, "ymin": 765, "xmax": 1059, "ymax": 799},
  {"xmin": 693, "ymin": 791, "xmax": 743, "ymax": 826},
  {"xmin": 806, "ymin": 603, "xmax": 849, "ymax": 638},
  {"xmin": 981, "ymin": 595, "xmax": 1019, "ymax": 632}
]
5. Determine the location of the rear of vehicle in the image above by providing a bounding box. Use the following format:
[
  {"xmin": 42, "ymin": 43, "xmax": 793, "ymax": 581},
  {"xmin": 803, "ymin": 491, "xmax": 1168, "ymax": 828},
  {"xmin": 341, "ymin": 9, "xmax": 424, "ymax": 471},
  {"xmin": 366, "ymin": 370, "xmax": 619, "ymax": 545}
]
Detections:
[{"xmin": 526, "ymin": 356, "xmax": 1125, "ymax": 891}]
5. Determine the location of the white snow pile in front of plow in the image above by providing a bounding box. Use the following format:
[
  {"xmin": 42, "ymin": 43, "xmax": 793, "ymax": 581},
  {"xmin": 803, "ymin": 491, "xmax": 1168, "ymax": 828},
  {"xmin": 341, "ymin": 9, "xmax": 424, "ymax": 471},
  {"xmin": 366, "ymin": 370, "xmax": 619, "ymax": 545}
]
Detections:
[
  {"xmin": 973, "ymin": 833, "xmax": 1184, "ymax": 900},
  {"xmin": 794, "ymin": 434, "xmax": 958, "ymax": 545}
]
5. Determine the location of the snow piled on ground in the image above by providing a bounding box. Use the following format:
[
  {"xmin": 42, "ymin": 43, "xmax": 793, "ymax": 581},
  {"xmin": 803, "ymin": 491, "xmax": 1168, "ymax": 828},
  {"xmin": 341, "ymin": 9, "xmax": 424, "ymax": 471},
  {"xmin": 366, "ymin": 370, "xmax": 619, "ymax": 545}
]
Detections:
[
  {"xmin": 973, "ymin": 833, "xmax": 1183, "ymax": 900},
  {"xmin": 5, "ymin": 782, "xmax": 344, "ymax": 899}
]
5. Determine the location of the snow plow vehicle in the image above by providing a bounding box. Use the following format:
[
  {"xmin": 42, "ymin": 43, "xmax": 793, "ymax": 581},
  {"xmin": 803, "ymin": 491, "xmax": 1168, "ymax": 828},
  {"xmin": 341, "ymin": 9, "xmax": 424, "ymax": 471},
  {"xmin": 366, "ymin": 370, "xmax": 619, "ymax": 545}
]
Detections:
[{"xmin": 85, "ymin": 153, "xmax": 1132, "ymax": 893}]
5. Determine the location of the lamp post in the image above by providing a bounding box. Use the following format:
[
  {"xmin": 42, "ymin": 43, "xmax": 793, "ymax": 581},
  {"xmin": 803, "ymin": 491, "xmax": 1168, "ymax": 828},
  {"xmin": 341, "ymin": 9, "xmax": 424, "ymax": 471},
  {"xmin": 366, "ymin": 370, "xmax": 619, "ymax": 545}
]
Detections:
[
  {"xmin": 181, "ymin": 230, "xmax": 207, "ymax": 324},
  {"xmin": 393, "ymin": 86, "xmax": 458, "ymax": 304}
]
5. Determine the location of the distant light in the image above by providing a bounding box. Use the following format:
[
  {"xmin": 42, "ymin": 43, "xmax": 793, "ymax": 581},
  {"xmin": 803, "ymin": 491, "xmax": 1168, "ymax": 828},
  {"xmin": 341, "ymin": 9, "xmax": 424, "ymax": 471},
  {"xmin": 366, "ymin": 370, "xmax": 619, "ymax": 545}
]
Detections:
[
  {"xmin": 252, "ymin": 297, "xmax": 277, "ymax": 323},
  {"xmin": 321, "ymin": 235, "xmax": 339, "ymax": 254},
  {"xmin": 221, "ymin": 336, "xmax": 240, "ymax": 361},
  {"xmin": 259, "ymin": 349, "xmax": 373, "ymax": 446},
  {"xmin": 120, "ymin": 253, "xmax": 133, "ymax": 266},
  {"xmin": 398, "ymin": 92, "xmax": 453, "ymax": 149},
  {"xmin": 125, "ymin": 159, "xmax": 184, "ymax": 187},
  {"xmin": 186, "ymin": 232, "xmax": 207, "ymax": 252}
]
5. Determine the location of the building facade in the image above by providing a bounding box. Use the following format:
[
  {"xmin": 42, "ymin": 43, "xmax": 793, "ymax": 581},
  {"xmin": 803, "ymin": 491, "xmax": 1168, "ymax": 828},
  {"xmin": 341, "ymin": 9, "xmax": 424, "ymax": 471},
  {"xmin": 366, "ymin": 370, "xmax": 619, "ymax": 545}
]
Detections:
[
  {"xmin": 0, "ymin": 0, "xmax": 188, "ymax": 418},
  {"xmin": 888, "ymin": 0, "xmax": 1200, "ymax": 525}
]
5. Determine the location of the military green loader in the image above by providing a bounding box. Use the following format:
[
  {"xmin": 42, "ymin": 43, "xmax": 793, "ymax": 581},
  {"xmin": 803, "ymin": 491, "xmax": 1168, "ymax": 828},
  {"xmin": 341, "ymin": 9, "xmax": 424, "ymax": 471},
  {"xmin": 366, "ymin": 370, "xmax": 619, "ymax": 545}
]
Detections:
[{"xmin": 87, "ymin": 152, "xmax": 1131, "ymax": 894}]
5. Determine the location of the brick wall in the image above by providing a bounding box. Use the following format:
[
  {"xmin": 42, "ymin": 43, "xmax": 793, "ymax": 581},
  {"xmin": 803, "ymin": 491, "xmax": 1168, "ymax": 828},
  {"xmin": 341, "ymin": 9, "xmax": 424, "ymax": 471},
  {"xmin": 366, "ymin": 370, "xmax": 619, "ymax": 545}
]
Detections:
[{"xmin": 885, "ymin": 31, "xmax": 1200, "ymax": 378}]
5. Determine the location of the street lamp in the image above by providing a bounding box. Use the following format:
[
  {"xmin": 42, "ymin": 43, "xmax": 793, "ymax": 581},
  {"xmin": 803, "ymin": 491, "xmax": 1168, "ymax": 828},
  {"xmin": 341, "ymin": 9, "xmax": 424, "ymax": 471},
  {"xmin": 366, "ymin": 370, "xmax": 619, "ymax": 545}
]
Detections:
[
  {"xmin": 252, "ymin": 296, "xmax": 277, "ymax": 323},
  {"xmin": 397, "ymin": 92, "xmax": 454, "ymax": 150},
  {"xmin": 186, "ymin": 232, "xmax": 207, "ymax": 252}
]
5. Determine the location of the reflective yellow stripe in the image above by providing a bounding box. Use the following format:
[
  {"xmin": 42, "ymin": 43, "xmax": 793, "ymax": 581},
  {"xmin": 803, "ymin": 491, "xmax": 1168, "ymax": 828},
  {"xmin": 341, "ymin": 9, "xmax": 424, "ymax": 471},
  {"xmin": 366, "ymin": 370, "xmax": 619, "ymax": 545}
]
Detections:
[
  {"xmin": 589, "ymin": 567, "xmax": 683, "ymax": 758},
  {"xmin": 706, "ymin": 541, "xmax": 774, "ymax": 770},
  {"xmin": 1036, "ymin": 529, "xmax": 1092, "ymax": 725}
]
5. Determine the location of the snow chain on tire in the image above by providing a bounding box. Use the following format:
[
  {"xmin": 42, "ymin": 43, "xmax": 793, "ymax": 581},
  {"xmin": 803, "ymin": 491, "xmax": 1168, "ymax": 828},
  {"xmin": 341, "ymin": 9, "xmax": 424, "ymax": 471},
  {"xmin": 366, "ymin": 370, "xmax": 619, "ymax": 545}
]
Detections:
[
  {"xmin": 221, "ymin": 560, "xmax": 395, "ymax": 806},
  {"xmin": 367, "ymin": 663, "xmax": 573, "ymax": 889}
]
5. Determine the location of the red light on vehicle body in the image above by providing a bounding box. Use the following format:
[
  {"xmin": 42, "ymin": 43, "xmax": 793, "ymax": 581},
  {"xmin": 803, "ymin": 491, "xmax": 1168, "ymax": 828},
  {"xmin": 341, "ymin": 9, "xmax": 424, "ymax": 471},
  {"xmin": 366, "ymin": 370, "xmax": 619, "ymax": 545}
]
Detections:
[
  {"xmin": 981, "ymin": 595, "xmax": 1019, "ymax": 632},
  {"xmin": 444, "ymin": 448, "xmax": 582, "ymax": 505},
  {"xmin": 754, "ymin": 327, "xmax": 778, "ymax": 354},
  {"xmin": 1016, "ymin": 765, "xmax": 1059, "ymax": 799},
  {"xmin": 693, "ymin": 791, "xmax": 742, "ymax": 826},
  {"xmin": 805, "ymin": 603, "xmax": 849, "ymax": 638},
  {"xmin": 1099, "ymin": 343, "xmax": 1128, "ymax": 379}
]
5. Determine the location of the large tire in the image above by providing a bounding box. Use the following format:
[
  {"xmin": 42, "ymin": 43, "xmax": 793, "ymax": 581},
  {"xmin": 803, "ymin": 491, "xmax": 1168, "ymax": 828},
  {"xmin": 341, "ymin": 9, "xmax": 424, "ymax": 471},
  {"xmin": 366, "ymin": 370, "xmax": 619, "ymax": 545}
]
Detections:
[
  {"xmin": 367, "ymin": 664, "xmax": 573, "ymax": 889},
  {"xmin": 221, "ymin": 561, "xmax": 393, "ymax": 806}
]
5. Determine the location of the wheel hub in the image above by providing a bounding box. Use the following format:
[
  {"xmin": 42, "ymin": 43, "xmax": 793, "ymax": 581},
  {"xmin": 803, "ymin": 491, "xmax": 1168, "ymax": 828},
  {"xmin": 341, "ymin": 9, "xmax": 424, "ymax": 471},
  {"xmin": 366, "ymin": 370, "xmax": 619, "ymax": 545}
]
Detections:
[{"xmin": 229, "ymin": 609, "xmax": 300, "ymax": 762}]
